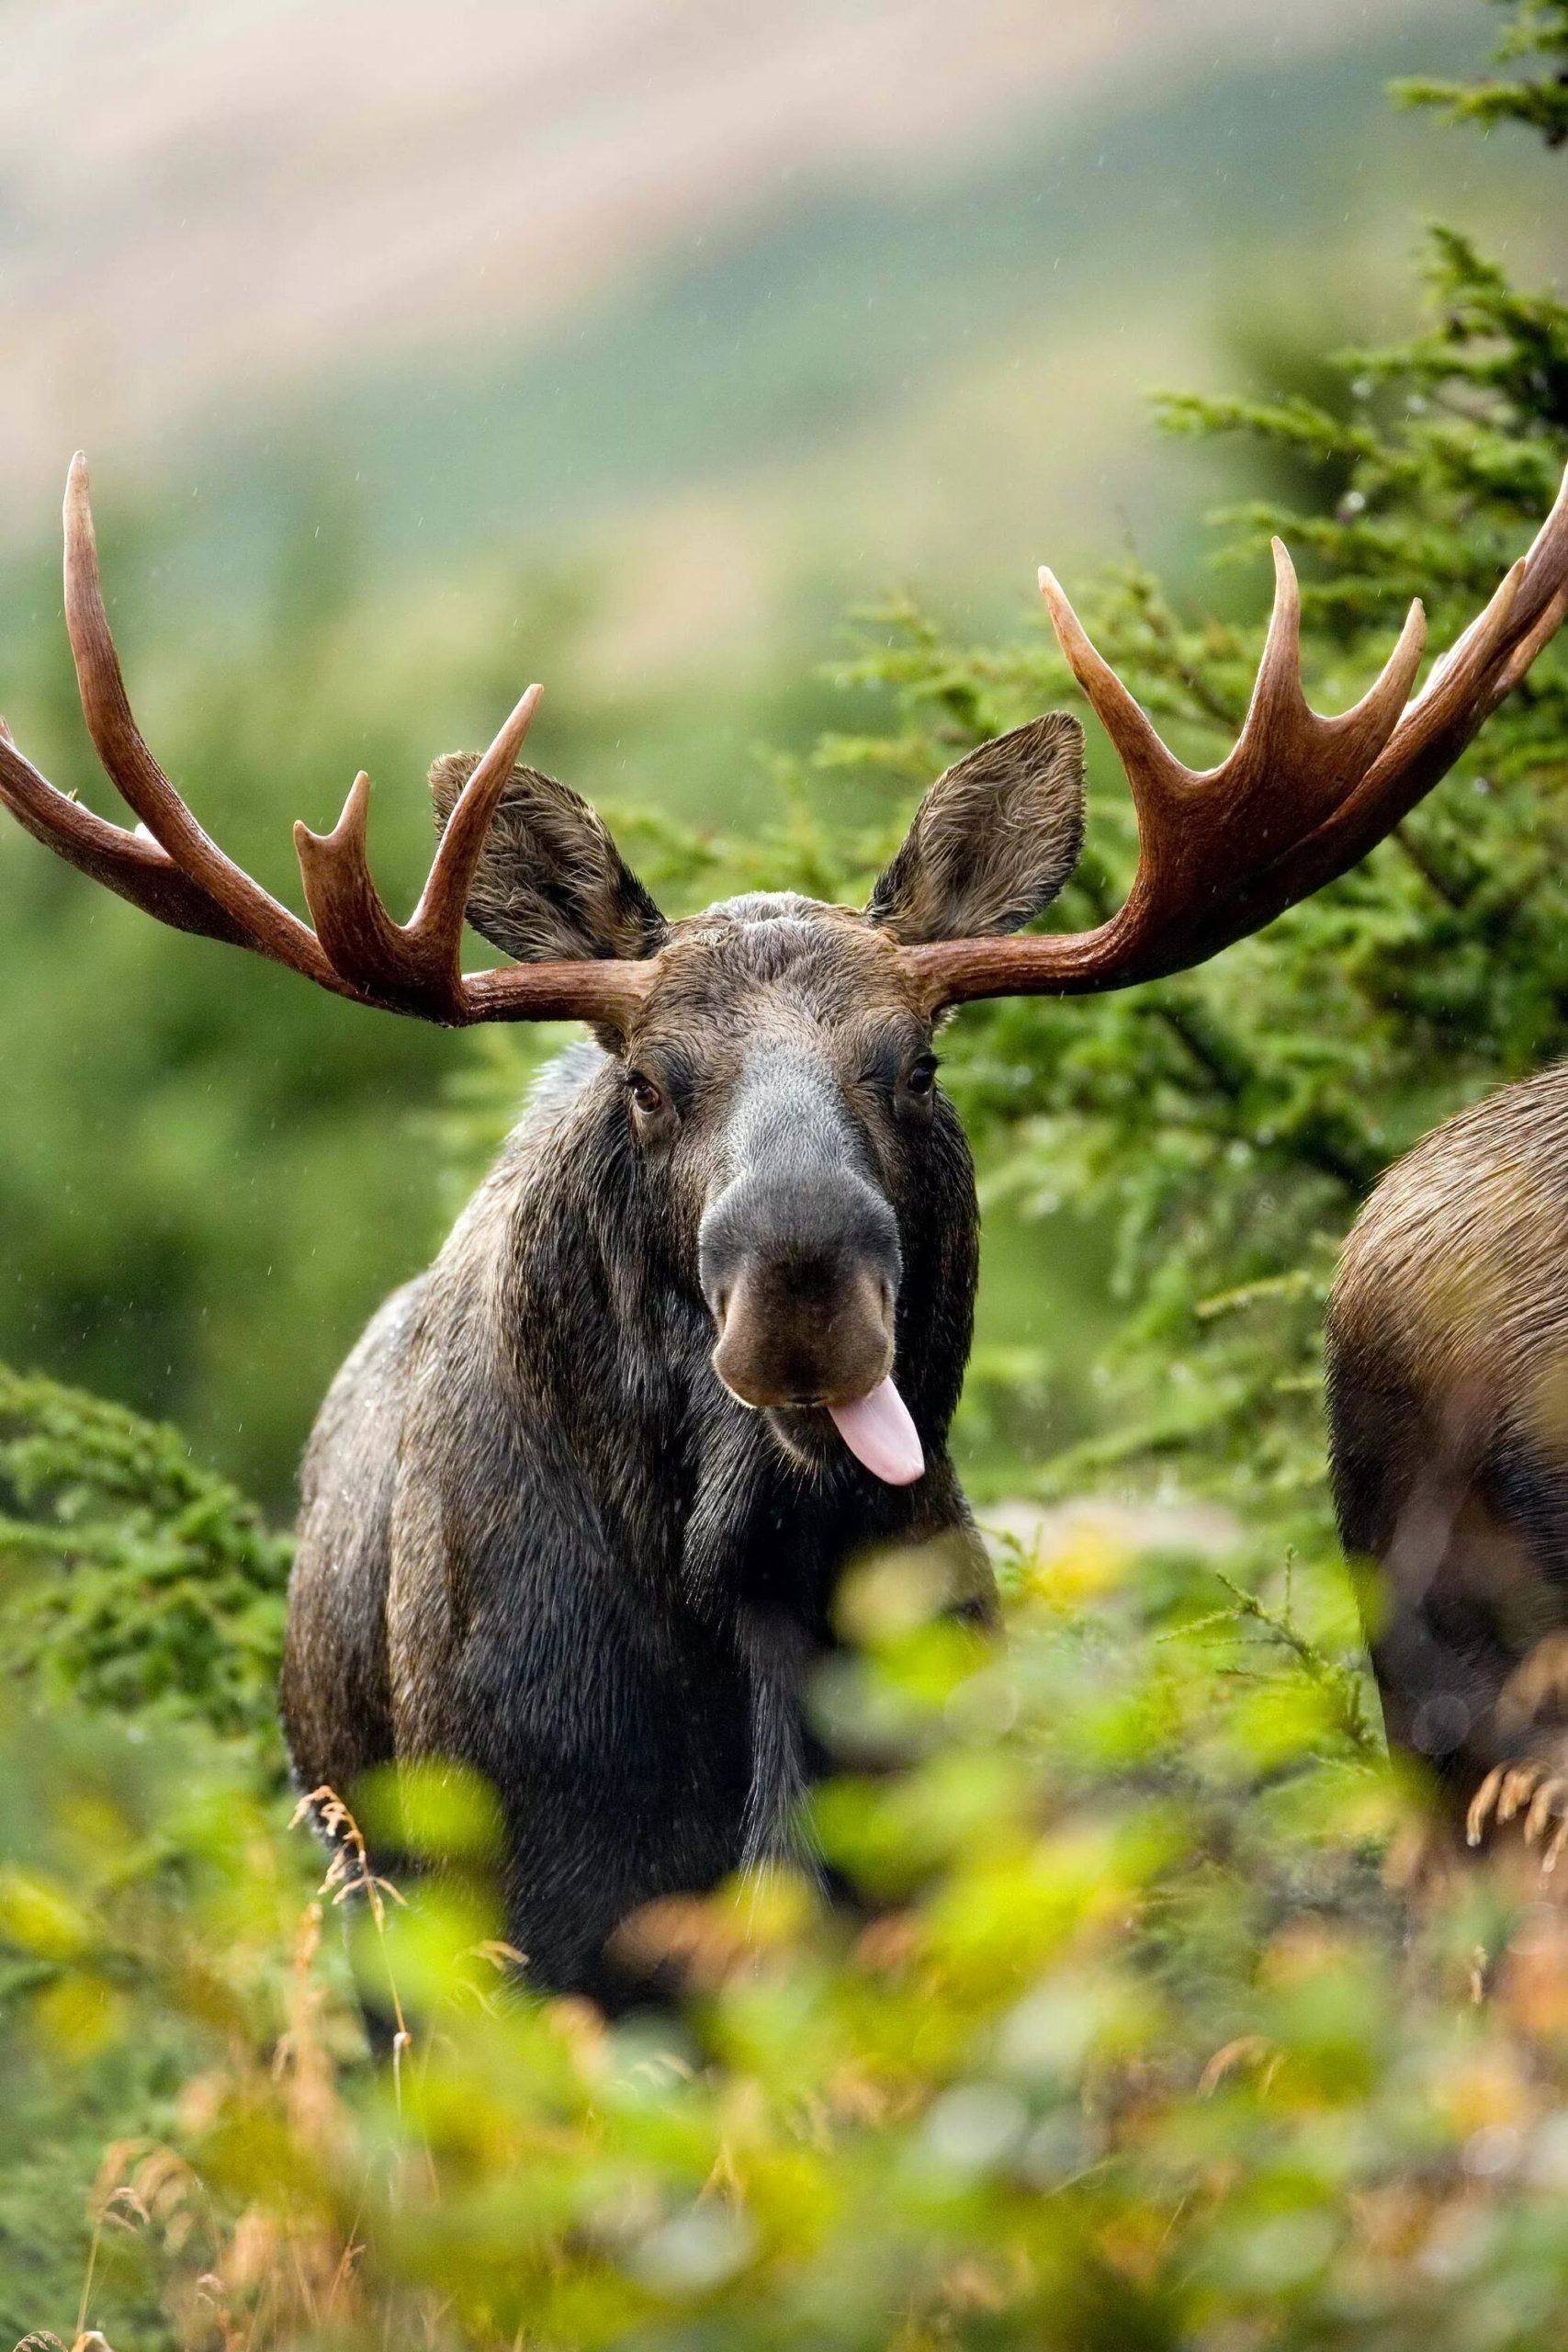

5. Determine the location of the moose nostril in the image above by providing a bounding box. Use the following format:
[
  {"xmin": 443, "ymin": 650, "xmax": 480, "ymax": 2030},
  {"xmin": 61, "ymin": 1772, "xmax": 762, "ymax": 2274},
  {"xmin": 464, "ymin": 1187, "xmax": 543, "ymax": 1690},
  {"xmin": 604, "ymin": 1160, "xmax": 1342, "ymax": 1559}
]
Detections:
[{"xmin": 708, "ymin": 1254, "xmax": 897, "ymax": 1415}]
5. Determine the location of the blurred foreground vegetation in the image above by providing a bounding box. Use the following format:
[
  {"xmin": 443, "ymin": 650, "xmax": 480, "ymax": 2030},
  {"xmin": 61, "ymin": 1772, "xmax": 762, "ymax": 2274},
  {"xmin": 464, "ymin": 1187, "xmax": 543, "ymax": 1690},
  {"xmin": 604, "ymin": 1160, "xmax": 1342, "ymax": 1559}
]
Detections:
[
  {"xmin": 3, "ymin": 3, "xmax": 1568, "ymax": 2342},
  {"xmin": 0, "ymin": 1362, "xmax": 1559, "ymax": 2352}
]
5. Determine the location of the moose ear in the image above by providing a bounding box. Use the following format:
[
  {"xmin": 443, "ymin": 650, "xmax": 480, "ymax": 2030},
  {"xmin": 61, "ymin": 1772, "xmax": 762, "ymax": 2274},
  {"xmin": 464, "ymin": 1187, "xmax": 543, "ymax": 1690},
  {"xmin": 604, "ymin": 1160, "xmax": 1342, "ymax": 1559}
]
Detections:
[
  {"xmin": 429, "ymin": 756, "xmax": 668, "ymax": 964},
  {"xmin": 865, "ymin": 713, "xmax": 1086, "ymax": 944}
]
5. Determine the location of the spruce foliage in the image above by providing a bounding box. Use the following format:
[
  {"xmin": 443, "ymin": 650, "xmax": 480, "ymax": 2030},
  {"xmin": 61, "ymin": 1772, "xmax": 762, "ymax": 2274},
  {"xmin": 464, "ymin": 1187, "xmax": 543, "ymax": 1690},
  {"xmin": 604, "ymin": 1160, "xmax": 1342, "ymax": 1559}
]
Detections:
[
  {"xmin": 1394, "ymin": 0, "xmax": 1568, "ymax": 146},
  {"xmin": 0, "ymin": 1365, "xmax": 288, "ymax": 1742},
  {"xmin": 819, "ymin": 62, "xmax": 1568, "ymax": 1531}
]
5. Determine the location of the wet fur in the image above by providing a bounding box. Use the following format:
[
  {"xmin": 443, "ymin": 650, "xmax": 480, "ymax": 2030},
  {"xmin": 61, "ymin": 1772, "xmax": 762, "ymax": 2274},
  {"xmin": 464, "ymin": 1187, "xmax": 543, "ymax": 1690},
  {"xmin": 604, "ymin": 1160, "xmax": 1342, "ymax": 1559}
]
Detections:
[
  {"xmin": 284, "ymin": 911, "xmax": 990, "ymax": 2002},
  {"xmin": 285, "ymin": 728, "xmax": 1087, "ymax": 2000},
  {"xmin": 429, "ymin": 755, "xmax": 667, "ymax": 965},
  {"xmin": 1328, "ymin": 1067, "xmax": 1568, "ymax": 1832}
]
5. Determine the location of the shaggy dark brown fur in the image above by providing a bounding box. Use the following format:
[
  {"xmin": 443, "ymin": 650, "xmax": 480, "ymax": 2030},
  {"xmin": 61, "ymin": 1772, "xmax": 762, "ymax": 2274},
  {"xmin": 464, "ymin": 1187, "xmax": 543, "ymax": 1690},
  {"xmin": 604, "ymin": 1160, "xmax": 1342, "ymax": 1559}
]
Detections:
[
  {"xmin": 429, "ymin": 754, "xmax": 668, "ymax": 965},
  {"xmin": 284, "ymin": 721, "xmax": 1087, "ymax": 2003}
]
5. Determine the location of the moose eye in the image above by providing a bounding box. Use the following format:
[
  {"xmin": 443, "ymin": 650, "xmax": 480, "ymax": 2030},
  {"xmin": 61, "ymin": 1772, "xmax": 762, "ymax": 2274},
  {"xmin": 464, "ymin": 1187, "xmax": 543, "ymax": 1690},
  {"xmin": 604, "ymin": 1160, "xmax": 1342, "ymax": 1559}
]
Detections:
[
  {"xmin": 627, "ymin": 1071, "xmax": 664, "ymax": 1116},
  {"xmin": 905, "ymin": 1057, "xmax": 939, "ymax": 1098}
]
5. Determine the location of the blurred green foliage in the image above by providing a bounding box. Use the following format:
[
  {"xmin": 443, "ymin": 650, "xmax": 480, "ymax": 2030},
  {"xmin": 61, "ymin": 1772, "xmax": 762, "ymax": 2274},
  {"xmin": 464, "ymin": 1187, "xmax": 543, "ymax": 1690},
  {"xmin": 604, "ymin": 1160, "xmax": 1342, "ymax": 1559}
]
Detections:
[
  {"xmin": 0, "ymin": 1365, "xmax": 288, "ymax": 1745},
  {"xmin": 0, "ymin": 1470, "xmax": 1556, "ymax": 2352},
  {"xmin": 2, "ymin": 3, "xmax": 1568, "ymax": 2344},
  {"xmin": 1395, "ymin": 0, "xmax": 1568, "ymax": 143}
]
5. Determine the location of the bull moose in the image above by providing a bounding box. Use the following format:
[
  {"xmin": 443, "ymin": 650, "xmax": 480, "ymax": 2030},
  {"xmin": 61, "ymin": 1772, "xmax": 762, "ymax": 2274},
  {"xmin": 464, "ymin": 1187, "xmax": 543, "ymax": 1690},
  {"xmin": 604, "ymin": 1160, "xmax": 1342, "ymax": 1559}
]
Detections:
[{"xmin": 3, "ymin": 456, "xmax": 1565, "ymax": 1999}]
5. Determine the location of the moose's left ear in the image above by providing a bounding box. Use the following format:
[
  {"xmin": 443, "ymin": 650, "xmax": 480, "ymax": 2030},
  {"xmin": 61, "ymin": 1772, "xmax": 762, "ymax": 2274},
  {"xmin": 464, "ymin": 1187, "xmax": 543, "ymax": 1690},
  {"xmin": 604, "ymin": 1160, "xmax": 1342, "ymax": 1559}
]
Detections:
[
  {"xmin": 865, "ymin": 713, "xmax": 1086, "ymax": 944},
  {"xmin": 430, "ymin": 755, "xmax": 667, "ymax": 965}
]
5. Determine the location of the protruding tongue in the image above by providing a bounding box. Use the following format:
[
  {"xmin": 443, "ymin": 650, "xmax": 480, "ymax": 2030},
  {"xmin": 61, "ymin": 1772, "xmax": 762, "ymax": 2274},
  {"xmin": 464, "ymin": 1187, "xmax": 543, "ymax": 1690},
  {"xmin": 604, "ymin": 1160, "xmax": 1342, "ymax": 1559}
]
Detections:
[{"xmin": 828, "ymin": 1376, "xmax": 925, "ymax": 1487}]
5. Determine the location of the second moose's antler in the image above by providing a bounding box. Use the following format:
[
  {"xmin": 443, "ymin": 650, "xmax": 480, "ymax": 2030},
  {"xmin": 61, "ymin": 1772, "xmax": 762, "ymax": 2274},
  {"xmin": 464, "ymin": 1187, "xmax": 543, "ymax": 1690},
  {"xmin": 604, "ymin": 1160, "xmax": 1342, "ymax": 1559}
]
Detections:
[{"xmin": 1, "ymin": 451, "xmax": 1565, "ymax": 1023}]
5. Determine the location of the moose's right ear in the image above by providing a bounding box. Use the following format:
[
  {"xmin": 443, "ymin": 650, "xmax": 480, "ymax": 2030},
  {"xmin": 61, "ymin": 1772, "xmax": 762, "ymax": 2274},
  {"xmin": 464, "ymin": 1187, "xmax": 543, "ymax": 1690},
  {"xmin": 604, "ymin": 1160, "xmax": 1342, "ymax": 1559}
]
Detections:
[
  {"xmin": 430, "ymin": 757, "xmax": 668, "ymax": 965},
  {"xmin": 865, "ymin": 713, "xmax": 1086, "ymax": 945}
]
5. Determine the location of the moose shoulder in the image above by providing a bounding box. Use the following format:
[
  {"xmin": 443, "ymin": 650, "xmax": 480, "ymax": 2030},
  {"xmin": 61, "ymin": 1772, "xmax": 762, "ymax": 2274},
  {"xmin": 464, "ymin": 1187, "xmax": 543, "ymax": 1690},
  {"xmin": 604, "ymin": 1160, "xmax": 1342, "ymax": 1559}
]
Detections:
[{"xmin": 3, "ymin": 454, "xmax": 1564, "ymax": 2000}]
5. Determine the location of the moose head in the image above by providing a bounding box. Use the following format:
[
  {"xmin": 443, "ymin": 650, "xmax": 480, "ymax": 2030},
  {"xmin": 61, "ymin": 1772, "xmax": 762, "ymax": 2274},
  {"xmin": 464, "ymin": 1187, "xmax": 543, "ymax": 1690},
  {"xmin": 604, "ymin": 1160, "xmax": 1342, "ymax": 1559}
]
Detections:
[{"xmin": 2, "ymin": 456, "xmax": 1566, "ymax": 1496}]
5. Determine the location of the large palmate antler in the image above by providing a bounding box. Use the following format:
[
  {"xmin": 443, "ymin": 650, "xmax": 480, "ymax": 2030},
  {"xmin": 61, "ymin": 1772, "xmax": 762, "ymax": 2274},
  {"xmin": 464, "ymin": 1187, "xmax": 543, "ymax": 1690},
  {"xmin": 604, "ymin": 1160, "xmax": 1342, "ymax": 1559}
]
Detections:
[
  {"xmin": 0, "ymin": 457, "xmax": 653, "ymax": 1029},
  {"xmin": 908, "ymin": 462, "xmax": 1568, "ymax": 1010}
]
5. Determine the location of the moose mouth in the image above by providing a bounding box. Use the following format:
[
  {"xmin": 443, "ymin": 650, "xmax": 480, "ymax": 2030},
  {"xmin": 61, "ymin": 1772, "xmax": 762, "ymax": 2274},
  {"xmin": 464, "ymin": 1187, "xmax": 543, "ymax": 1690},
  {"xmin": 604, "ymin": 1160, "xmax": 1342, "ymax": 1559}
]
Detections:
[
  {"xmin": 706, "ymin": 1266, "xmax": 924, "ymax": 1484},
  {"xmin": 719, "ymin": 1363, "xmax": 928, "ymax": 1487},
  {"xmin": 825, "ymin": 1374, "xmax": 925, "ymax": 1487}
]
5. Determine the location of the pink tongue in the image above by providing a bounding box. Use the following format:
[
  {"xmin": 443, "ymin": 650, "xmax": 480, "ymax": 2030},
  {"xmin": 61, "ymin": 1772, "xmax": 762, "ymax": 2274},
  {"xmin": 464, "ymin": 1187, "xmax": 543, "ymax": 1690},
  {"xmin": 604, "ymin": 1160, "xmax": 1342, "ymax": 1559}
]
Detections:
[{"xmin": 828, "ymin": 1376, "xmax": 925, "ymax": 1487}]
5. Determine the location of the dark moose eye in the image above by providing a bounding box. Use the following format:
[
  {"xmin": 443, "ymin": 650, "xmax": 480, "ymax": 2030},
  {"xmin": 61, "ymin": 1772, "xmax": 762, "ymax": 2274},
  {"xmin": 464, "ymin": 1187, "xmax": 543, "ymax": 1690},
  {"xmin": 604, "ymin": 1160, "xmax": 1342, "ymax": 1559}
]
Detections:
[
  {"xmin": 627, "ymin": 1070, "xmax": 664, "ymax": 1116},
  {"xmin": 905, "ymin": 1057, "xmax": 939, "ymax": 1098}
]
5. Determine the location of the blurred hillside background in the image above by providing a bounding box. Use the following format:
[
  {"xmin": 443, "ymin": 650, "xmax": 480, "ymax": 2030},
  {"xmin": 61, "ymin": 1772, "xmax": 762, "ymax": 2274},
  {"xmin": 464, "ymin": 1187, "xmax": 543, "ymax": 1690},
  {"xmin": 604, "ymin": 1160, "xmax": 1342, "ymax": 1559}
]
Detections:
[{"xmin": 2, "ymin": 0, "xmax": 1563, "ymax": 1508}]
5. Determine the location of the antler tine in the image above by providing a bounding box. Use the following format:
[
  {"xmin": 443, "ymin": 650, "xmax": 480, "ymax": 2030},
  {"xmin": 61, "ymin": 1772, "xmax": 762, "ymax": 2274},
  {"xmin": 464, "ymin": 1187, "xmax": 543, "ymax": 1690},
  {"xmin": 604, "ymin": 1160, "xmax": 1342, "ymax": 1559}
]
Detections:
[
  {"xmin": 291, "ymin": 772, "xmax": 404, "ymax": 990},
  {"xmin": 1401, "ymin": 457, "xmax": 1568, "ymax": 735},
  {"xmin": 412, "ymin": 684, "xmax": 543, "ymax": 937},
  {"xmin": 1509, "ymin": 452, "xmax": 1568, "ymax": 638},
  {"xmin": 0, "ymin": 454, "xmax": 664, "ymax": 1030},
  {"xmin": 1307, "ymin": 557, "xmax": 1529, "ymax": 865},
  {"xmin": 1492, "ymin": 583, "xmax": 1568, "ymax": 709},
  {"xmin": 62, "ymin": 455, "xmax": 336, "ymax": 984},
  {"xmin": 1240, "ymin": 536, "xmax": 1310, "ymax": 750},
  {"xmin": 293, "ymin": 685, "xmax": 544, "ymax": 1019},
  {"xmin": 1249, "ymin": 535, "xmax": 1430, "ymax": 781},
  {"xmin": 1228, "ymin": 536, "xmax": 1413, "ymax": 782},
  {"xmin": 1333, "ymin": 593, "xmax": 1429, "ymax": 759},
  {"xmin": 1037, "ymin": 566, "xmax": 1195, "ymax": 812},
  {"xmin": 1407, "ymin": 557, "xmax": 1523, "ymax": 724},
  {"xmin": 908, "ymin": 463, "xmax": 1568, "ymax": 1012},
  {"xmin": 0, "ymin": 721, "xmax": 263, "ymax": 946}
]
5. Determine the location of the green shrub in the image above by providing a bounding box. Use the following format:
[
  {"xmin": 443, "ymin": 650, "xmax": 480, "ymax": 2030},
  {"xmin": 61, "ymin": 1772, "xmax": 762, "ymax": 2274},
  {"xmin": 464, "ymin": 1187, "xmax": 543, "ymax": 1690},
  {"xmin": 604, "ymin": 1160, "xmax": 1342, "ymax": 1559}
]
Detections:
[{"xmin": 0, "ymin": 1364, "xmax": 288, "ymax": 1746}]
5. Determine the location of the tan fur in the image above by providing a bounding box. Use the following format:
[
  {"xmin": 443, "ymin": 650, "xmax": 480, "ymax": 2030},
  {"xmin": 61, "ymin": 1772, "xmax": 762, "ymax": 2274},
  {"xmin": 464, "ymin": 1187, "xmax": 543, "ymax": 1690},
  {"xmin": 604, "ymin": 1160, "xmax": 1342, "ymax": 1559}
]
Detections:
[
  {"xmin": 1332, "ymin": 1069, "xmax": 1568, "ymax": 1453},
  {"xmin": 1328, "ymin": 1065, "xmax": 1568, "ymax": 1854}
]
